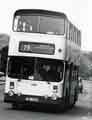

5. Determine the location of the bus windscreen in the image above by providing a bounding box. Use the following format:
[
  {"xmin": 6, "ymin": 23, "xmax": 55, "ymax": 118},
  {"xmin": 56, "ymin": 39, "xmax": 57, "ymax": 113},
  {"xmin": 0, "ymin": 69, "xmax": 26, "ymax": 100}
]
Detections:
[{"xmin": 8, "ymin": 57, "xmax": 64, "ymax": 82}]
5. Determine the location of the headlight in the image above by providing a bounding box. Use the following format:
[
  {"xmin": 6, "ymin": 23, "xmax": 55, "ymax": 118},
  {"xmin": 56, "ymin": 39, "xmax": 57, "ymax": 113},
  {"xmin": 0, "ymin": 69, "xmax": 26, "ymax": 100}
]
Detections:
[
  {"xmin": 51, "ymin": 94, "xmax": 57, "ymax": 100},
  {"xmin": 17, "ymin": 93, "xmax": 22, "ymax": 96},
  {"xmin": 53, "ymin": 85, "xmax": 58, "ymax": 93},
  {"xmin": 8, "ymin": 90, "xmax": 14, "ymax": 96},
  {"xmin": 44, "ymin": 95, "xmax": 48, "ymax": 99}
]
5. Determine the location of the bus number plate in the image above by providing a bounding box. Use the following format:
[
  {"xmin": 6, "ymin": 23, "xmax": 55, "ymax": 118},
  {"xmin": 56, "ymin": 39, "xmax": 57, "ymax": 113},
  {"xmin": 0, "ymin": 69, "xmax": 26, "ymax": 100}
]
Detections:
[{"xmin": 25, "ymin": 97, "xmax": 39, "ymax": 102}]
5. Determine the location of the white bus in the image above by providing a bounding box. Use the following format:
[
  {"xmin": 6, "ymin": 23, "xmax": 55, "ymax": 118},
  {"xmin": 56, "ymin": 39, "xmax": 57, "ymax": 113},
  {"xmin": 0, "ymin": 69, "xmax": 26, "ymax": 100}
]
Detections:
[{"xmin": 4, "ymin": 9, "xmax": 81, "ymax": 110}]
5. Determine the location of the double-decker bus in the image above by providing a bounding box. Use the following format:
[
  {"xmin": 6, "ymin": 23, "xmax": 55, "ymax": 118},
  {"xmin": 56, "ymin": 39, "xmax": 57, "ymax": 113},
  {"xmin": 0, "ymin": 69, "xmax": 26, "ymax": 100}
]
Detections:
[{"xmin": 4, "ymin": 9, "xmax": 81, "ymax": 110}]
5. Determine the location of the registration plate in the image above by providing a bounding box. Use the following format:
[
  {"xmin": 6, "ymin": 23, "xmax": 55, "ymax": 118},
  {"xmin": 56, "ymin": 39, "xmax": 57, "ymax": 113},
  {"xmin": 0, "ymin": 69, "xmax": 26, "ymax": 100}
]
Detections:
[{"xmin": 25, "ymin": 97, "xmax": 39, "ymax": 102}]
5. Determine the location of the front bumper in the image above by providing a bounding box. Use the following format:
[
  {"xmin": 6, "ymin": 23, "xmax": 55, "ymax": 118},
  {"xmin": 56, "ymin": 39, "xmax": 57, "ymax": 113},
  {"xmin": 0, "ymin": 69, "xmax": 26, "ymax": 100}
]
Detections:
[{"xmin": 4, "ymin": 93, "xmax": 64, "ymax": 105}]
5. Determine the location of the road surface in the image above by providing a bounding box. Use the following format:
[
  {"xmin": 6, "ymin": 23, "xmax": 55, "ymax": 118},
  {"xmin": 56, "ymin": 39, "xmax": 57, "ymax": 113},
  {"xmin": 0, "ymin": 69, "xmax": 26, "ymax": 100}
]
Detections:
[{"xmin": 0, "ymin": 80, "xmax": 92, "ymax": 120}]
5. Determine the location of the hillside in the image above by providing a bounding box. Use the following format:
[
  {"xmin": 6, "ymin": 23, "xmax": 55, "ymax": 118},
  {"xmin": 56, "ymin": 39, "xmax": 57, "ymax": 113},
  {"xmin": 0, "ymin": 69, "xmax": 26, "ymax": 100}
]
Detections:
[
  {"xmin": 0, "ymin": 34, "xmax": 9, "ymax": 50},
  {"xmin": 80, "ymin": 51, "xmax": 92, "ymax": 79},
  {"xmin": 0, "ymin": 34, "xmax": 9, "ymax": 73}
]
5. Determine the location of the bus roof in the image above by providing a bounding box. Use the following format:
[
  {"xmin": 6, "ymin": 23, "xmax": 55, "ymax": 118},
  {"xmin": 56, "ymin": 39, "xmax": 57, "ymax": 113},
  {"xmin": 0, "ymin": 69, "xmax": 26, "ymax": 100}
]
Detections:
[{"xmin": 14, "ymin": 9, "xmax": 67, "ymax": 19}]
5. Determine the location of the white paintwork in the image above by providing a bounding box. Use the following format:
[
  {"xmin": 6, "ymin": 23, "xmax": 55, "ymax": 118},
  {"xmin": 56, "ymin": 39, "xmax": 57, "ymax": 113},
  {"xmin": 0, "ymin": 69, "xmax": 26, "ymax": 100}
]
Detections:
[
  {"xmin": 5, "ymin": 76, "xmax": 63, "ymax": 98},
  {"xmin": 9, "ymin": 32, "xmax": 66, "ymax": 60}
]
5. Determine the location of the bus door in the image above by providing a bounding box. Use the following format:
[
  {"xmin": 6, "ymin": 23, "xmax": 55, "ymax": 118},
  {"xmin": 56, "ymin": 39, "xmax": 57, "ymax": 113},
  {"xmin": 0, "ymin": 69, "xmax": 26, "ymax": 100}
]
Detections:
[{"xmin": 69, "ymin": 65, "xmax": 76, "ymax": 104}]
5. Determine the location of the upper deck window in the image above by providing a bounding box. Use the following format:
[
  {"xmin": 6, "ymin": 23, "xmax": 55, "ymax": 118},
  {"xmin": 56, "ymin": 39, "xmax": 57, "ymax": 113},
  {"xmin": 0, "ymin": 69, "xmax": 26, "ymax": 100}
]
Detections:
[{"xmin": 13, "ymin": 15, "xmax": 65, "ymax": 35}]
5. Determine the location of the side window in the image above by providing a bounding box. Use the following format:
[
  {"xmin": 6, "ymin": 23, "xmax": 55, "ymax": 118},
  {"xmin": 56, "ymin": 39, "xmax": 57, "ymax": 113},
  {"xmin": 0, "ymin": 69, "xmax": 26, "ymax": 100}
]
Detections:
[
  {"xmin": 74, "ymin": 27, "xmax": 76, "ymax": 44},
  {"xmin": 75, "ymin": 28, "xmax": 78, "ymax": 44},
  {"xmin": 69, "ymin": 23, "xmax": 72, "ymax": 40},
  {"xmin": 72, "ymin": 70, "xmax": 74, "ymax": 81},
  {"xmin": 69, "ymin": 24, "xmax": 71, "ymax": 40},
  {"xmin": 72, "ymin": 69, "xmax": 77, "ymax": 81},
  {"xmin": 71, "ymin": 26, "xmax": 73, "ymax": 41},
  {"xmin": 77, "ymin": 31, "xmax": 79, "ymax": 45},
  {"xmin": 65, "ymin": 20, "xmax": 69, "ymax": 40},
  {"xmin": 79, "ymin": 31, "xmax": 81, "ymax": 46}
]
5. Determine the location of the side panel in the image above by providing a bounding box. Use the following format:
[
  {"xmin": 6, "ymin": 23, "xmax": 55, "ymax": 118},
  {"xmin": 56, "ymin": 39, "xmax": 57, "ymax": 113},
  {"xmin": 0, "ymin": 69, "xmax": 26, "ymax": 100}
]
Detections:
[{"xmin": 63, "ymin": 63, "xmax": 79, "ymax": 105}]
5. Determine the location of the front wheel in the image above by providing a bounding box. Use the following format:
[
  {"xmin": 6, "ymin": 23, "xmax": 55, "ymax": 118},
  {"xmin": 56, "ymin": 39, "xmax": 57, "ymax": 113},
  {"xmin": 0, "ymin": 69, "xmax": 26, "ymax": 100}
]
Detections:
[
  {"xmin": 12, "ymin": 103, "xmax": 18, "ymax": 109},
  {"xmin": 12, "ymin": 103, "xmax": 23, "ymax": 110}
]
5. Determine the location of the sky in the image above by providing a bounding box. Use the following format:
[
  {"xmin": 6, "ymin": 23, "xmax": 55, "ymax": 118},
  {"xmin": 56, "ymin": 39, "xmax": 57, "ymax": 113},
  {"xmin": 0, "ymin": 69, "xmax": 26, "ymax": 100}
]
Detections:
[{"xmin": 0, "ymin": 0, "xmax": 89, "ymax": 51}]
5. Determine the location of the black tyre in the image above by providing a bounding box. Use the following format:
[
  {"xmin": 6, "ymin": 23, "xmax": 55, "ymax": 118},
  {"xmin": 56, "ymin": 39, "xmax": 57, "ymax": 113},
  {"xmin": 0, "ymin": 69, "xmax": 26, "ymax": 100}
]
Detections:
[
  {"xmin": 12, "ymin": 103, "xmax": 18, "ymax": 109},
  {"xmin": 12, "ymin": 103, "xmax": 23, "ymax": 110}
]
